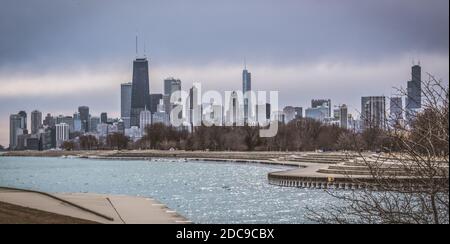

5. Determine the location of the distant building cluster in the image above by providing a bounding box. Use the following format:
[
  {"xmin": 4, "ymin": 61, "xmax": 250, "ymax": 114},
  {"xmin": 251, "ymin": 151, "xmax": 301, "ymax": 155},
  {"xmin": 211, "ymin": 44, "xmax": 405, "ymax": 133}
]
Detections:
[
  {"xmin": 8, "ymin": 106, "xmax": 125, "ymax": 150},
  {"xmin": 8, "ymin": 51, "xmax": 423, "ymax": 150}
]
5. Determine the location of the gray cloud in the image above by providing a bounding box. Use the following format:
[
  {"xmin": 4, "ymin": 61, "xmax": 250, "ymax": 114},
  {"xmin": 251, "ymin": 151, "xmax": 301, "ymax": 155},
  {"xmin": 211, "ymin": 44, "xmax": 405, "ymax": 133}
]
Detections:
[{"xmin": 0, "ymin": 0, "xmax": 448, "ymax": 70}]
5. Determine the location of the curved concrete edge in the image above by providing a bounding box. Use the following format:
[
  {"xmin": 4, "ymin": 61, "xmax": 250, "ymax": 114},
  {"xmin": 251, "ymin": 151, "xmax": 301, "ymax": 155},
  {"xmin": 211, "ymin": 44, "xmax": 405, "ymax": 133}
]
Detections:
[
  {"xmin": 0, "ymin": 186, "xmax": 114, "ymax": 221},
  {"xmin": 0, "ymin": 187, "xmax": 191, "ymax": 224},
  {"xmin": 267, "ymin": 171, "xmax": 448, "ymax": 190}
]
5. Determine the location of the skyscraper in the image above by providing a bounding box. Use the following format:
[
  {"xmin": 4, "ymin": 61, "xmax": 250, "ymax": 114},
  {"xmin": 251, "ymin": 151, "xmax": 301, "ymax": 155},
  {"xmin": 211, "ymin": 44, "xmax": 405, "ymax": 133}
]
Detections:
[
  {"xmin": 189, "ymin": 85, "xmax": 202, "ymax": 128},
  {"xmin": 294, "ymin": 107, "xmax": 303, "ymax": 119},
  {"xmin": 43, "ymin": 113, "xmax": 55, "ymax": 128},
  {"xmin": 90, "ymin": 116, "xmax": 100, "ymax": 133},
  {"xmin": 130, "ymin": 58, "xmax": 150, "ymax": 127},
  {"xmin": 62, "ymin": 116, "xmax": 74, "ymax": 133},
  {"xmin": 56, "ymin": 123, "xmax": 69, "ymax": 148},
  {"xmin": 163, "ymin": 78, "xmax": 182, "ymax": 116},
  {"xmin": 152, "ymin": 100, "xmax": 170, "ymax": 126},
  {"xmin": 406, "ymin": 64, "xmax": 422, "ymax": 121},
  {"xmin": 243, "ymin": 65, "xmax": 252, "ymax": 124},
  {"xmin": 361, "ymin": 96, "xmax": 386, "ymax": 129},
  {"xmin": 31, "ymin": 110, "xmax": 42, "ymax": 135},
  {"xmin": 305, "ymin": 106, "xmax": 329, "ymax": 122},
  {"xmin": 18, "ymin": 111, "xmax": 28, "ymax": 134},
  {"xmin": 9, "ymin": 114, "xmax": 22, "ymax": 150},
  {"xmin": 121, "ymin": 82, "xmax": 132, "ymax": 129},
  {"xmin": 390, "ymin": 97, "xmax": 403, "ymax": 127},
  {"xmin": 149, "ymin": 93, "xmax": 163, "ymax": 114},
  {"xmin": 283, "ymin": 106, "xmax": 296, "ymax": 124},
  {"xmin": 139, "ymin": 107, "xmax": 152, "ymax": 129},
  {"xmin": 339, "ymin": 104, "xmax": 348, "ymax": 129},
  {"xmin": 101, "ymin": 112, "xmax": 108, "ymax": 124},
  {"xmin": 73, "ymin": 113, "xmax": 82, "ymax": 132},
  {"xmin": 121, "ymin": 82, "xmax": 132, "ymax": 118},
  {"xmin": 311, "ymin": 99, "xmax": 332, "ymax": 118},
  {"xmin": 78, "ymin": 106, "xmax": 90, "ymax": 132}
]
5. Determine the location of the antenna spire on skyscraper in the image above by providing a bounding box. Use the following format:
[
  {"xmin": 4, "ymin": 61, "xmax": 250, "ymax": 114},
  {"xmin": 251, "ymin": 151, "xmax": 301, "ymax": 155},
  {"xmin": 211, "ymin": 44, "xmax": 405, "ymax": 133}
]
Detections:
[{"xmin": 135, "ymin": 34, "xmax": 138, "ymax": 56}]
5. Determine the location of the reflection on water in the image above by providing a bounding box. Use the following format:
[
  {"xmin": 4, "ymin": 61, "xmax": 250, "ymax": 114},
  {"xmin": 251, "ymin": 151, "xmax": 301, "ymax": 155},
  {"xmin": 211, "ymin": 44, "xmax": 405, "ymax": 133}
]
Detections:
[{"xmin": 0, "ymin": 156, "xmax": 333, "ymax": 224}]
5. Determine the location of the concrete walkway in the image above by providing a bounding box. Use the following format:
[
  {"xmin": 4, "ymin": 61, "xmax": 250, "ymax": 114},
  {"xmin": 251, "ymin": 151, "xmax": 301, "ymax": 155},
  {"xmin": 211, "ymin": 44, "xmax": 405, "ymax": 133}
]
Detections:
[{"xmin": 0, "ymin": 188, "xmax": 190, "ymax": 224}]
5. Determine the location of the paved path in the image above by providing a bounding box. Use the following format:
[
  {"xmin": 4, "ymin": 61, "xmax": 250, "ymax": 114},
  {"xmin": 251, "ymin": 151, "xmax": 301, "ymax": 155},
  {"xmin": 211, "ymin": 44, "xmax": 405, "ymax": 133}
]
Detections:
[{"xmin": 0, "ymin": 188, "xmax": 190, "ymax": 224}]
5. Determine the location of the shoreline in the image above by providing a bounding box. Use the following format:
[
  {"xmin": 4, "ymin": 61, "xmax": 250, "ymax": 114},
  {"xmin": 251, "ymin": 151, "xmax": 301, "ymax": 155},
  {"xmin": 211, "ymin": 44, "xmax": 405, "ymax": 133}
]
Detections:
[
  {"xmin": 2, "ymin": 150, "xmax": 440, "ymax": 190},
  {"xmin": 0, "ymin": 150, "xmax": 362, "ymax": 188},
  {"xmin": 0, "ymin": 186, "xmax": 191, "ymax": 224},
  {"xmin": 0, "ymin": 201, "xmax": 99, "ymax": 224}
]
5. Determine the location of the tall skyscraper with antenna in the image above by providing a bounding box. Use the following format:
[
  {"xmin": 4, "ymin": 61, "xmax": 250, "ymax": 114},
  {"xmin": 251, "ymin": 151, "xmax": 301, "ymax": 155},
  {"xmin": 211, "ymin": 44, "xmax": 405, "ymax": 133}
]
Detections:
[
  {"xmin": 406, "ymin": 63, "xmax": 422, "ymax": 122},
  {"xmin": 130, "ymin": 36, "xmax": 151, "ymax": 127},
  {"xmin": 243, "ymin": 59, "xmax": 252, "ymax": 124}
]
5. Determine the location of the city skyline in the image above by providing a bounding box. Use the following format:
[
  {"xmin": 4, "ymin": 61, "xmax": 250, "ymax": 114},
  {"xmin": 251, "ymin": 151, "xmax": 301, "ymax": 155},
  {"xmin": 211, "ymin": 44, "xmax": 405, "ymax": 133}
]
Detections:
[{"xmin": 0, "ymin": 0, "xmax": 449, "ymax": 146}]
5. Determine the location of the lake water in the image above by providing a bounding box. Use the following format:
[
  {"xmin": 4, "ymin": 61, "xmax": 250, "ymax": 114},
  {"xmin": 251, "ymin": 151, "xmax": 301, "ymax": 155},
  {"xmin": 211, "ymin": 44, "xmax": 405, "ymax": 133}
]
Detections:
[{"xmin": 0, "ymin": 156, "xmax": 333, "ymax": 224}]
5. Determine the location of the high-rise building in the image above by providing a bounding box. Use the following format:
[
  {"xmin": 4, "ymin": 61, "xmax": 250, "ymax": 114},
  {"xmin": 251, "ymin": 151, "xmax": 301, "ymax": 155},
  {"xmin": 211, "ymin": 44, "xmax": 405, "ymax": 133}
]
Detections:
[
  {"xmin": 361, "ymin": 96, "xmax": 386, "ymax": 129},
  {"xmin": 38, "ymin": 127, "xmax": 54, "ymax": 150},
  {"xmin": 266, "ymin": 103, "xmax": 272, "ymax": 121},
  {"xmin": 61, "ymin": 116, "xmax": 74, "ymax": 133},
  {"xmin": 256, "ymin": 103, "xmax": 271, "ymax": 126},
  {"xmin": 117, "ymin": 120, "xmax": 125, "ymax": 134},
  {"xmin": 189, "ymin": 85, "xmax": 202, "ymax": 128},
  {"xmin": 130, "ymin": 58, "xmax": 150, "ymax": 127},
  {"xmin": 73, "ymin": 113, "xmax": 82, "ymax": 132},
  {"xmin": 274, "ymin": 111, "xmax": 285, "ymax": 124},
  {"xmin": 18, "ymin": 111, "xmax": 28, "ymax": 134},
  {"xmin": 406, "ymin": 64, "xmax": 422, "ymax": 121},
  {"xmin": 31, "ymin": 110, "xmax": 42, "ymax": 135},
  {"xmin": 305, "ymin": 106, "xmax": 329, "ymax": 122},
  {"xmin": 339, "ymin": 104, "xmax": 348, "ymax": 129},
  {"xmin": 78, "ymin": 106, "xmax": 90, "ymax": 132},
  {"xmin": 149, "ymin": 93, "xmax": 163, "ymax": 114},
  {"xmin": 24, "ymin": 137, "xmax": 39, "ymax": 151},
  {"xmin": 311, "ymin": 99, "xmax": 332, "ymax": 118},
  {"xmin": 101, "ymin": 113, "xmax": 108, "ymax": 124},
  {"xmin": 390, "ymin": 97, "xmax": 403, "ymax": 127},
  {"xmin": 243, "ymin": 65, "xmax": 252, "ymax": 124},
  {"xmin": 16, "ymin": 134, "xmax": 31, "ymax": 150},
  {"xmin": 163, "ymin": 78, "xmax": 182, "ymax": 116},
  {"xmin": 56, "ymin": 115, "xmax": 65, "ymax": 124},
  {"xmin": 229, "ymin": 91, "xmax": 241, "ymax": 126},
  {"xmin": 140, "ymin": 108, "xmax": 152, "ymax": 129},
  {"xmin": 90, "ymin": 117, "xmax": 100, "ymax": 133},
  {"xmin": 152, "ymin": 102, "xmax": 170, "ymax": 126},
  {"xmin": 43, "ymin": 113, "xmax": 55, "ymax": 128},
  {"xmin": 294, "ymin": 107, "xmax": 303, "ymax": 119},
  {"xmin": 9, "ymin": 114, "xmax": 22, "ymax": 150},
  {"xmin": 283, "ymin": 106, "xmax": 296, "ymax": 124},
  {"xmin": 55, "ymin": 123, "xmax": 69, "ymax": 148},
  {"xmin": 121, "ymin": 82, "xmax": 132, "ymax": 117}
]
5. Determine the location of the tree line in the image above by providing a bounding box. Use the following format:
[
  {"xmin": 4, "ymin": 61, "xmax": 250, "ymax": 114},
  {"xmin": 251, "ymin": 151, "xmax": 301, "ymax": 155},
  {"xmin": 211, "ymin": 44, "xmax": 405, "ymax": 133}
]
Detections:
[
  {"xmin": 135, "ymin": 119, "xmax": 407, "ymax": 152},
  {"xmin": 62, "ymin": 133, "xmax": 129, "ymax": 151}
]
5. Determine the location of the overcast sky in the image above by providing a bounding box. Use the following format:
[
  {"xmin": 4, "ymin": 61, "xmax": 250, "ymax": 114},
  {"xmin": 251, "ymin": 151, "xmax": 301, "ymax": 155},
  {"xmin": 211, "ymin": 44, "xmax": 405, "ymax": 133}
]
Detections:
[{"xmin": 0, "ymin": 0, "xmax": 449, "ymax": 146}]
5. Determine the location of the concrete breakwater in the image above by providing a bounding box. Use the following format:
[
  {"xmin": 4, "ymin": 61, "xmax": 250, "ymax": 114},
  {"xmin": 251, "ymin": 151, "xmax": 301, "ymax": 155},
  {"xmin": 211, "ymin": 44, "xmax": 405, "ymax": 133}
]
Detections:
[
  {"xmin": 267, "ymin": 153, "xmax": 449, "ymax": 190},
  {"xmin": 267, "ymin": 173, "xmax": 444, "ymax": 190}
]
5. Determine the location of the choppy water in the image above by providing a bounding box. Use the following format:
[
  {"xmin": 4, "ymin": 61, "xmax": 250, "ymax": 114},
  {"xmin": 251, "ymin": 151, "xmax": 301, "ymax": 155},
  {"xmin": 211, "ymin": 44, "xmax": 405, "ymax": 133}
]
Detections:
[{"xmin": 0, "ymin": 156, "xmax": 333, "ymax": 224}]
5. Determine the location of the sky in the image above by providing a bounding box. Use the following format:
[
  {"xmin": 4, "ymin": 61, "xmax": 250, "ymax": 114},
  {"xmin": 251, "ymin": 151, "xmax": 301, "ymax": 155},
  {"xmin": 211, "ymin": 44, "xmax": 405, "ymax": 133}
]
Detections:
[{"xmin": 0, "ymin": 0, "xmax": 449, "ymax": 146}]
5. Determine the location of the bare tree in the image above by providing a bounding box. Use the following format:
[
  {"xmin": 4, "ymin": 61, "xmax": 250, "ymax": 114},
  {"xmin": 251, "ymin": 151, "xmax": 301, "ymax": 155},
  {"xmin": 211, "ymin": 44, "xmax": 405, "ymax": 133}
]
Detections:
[
  {"xmin": 61, "ymin": 141, "xmax": 75, "ymax": 151},
  {"xmin": 106, "ymin": 133, "xmax": 129, "ymax": 150},
  {"xmin": 308, "ymin": 74, "xmax": 449, "ymax": 224},
  {"xmin": 79, "ymin": 135, "xmax": 99, "ymax": 150}
]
